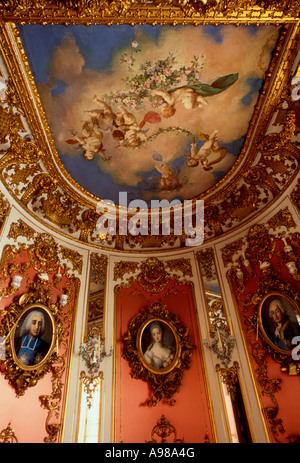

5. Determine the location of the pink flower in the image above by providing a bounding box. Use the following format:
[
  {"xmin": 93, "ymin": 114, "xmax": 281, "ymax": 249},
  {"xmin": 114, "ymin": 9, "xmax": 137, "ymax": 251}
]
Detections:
[
  {"xmin": 163, "ymin": 67, "xmax": 172, "ymax": 76},
  {"xmin": 131, "ymin": 40, "xmax": 139, "ymax": 48},
  {"xmin": 151, "ymin": 75, "xmax": 160, "ymax": 85}
]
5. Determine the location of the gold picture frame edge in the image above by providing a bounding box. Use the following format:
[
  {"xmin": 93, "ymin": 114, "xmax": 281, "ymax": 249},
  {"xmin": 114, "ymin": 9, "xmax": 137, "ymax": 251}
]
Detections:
[
  {"xmin": 258, "ymin": 291, "xmax": 300, "ymax": 357},
  {"xmin": 11, "ymin": 301, "xmax": 57, "ymax": 371},
  {"xmin": 137, "ymin": 316, "xmax": 181, "ymax": 376}
]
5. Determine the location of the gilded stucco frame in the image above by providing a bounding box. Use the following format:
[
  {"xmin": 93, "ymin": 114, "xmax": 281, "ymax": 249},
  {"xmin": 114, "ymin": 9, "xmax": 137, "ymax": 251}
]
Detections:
[
  {"xmin": 10, "ymin": 302, "xmax": 56, "ymax": 371},
  {"xmin": 122, "ymin": 302, "xmax": 193, "ymax": 406},
  {"xmin": 0, "ymin": 290, "xmax": 61, "ymax": 396},
  {"xmin": 0, "ymin": 1, "xmax": 299, "ymax": 25},
  {"xmin": 137, "ymin": 317, "xmax": 180, "ymax": 375}
]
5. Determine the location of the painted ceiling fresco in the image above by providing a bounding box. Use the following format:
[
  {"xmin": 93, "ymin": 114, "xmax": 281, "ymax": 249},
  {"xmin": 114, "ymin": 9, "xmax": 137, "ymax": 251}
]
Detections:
[{"xmin": 18, "ymin": 24, "xmax": 280, "ymax": 205}]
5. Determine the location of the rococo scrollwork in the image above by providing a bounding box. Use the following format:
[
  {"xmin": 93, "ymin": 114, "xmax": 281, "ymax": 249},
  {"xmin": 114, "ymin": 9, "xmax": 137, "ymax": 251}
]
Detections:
[
  {"xmin": 146, "ymin": 415, "xmax": 184, "ymax": 444},
  {"xmin": 0, "ymin": 5, "xmax": 298, "ymax": 252},
  {"xmin": 0, "ymin": 0, "xmax": 299, "ymax": 24},
  {"xmin": 122, "ymin": 302, "xmax": 194, "ymax": 406},
  {"xmin": 224, "ymin": 217, "xmax": 300, "ymax": 442}
]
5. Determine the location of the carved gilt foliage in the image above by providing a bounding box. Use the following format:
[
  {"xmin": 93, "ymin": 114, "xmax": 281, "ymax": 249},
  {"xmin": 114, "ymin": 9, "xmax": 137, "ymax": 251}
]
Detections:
[
  {"xmin": 224, "ymin": 215, "xmax": 300, "ymax": 442},
  {"xmin": 0, "ymin": 3, "xmax": 298, "ymax": 250},
  {"xmin": 122, "ymin": 302, "xmax": 193, "ymax": 407},
  {"xmin": 0, "ymin": 0, "xmax": 299, "ymax": 24},
  {"xmin": 0, "ymin": 224, "xmax": 81, "ymax": 442},
  {"xmin": 114, "ymin": 256, "xmax": 192, "ymax": 294}
]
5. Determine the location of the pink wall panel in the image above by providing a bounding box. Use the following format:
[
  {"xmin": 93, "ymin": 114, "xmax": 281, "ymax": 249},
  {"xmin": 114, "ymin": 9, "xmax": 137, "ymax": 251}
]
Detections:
[
  {"xmin": 230, "ymin": 237, "xmax": 300, "ymax": 443},
  {"xmin": 0, "ymin": 247, "xmax": 77, "ymax": 443},
  {"xmin": 114, "ymin": 279, "xmax": 214, "ymax": 443}
]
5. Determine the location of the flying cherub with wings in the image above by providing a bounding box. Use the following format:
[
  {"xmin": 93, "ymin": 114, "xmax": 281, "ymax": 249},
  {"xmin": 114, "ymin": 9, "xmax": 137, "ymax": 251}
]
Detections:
[
  {"xmin": 185, "ymin": 129, "xmax": 227, "ymax": 170},
  {"xmin": 65, "ymin": 119, "xmax": 111, "ymax": 162},
  {"xmin": 151, "ymin": 73, "xmax": 238, "ymax": 118}
]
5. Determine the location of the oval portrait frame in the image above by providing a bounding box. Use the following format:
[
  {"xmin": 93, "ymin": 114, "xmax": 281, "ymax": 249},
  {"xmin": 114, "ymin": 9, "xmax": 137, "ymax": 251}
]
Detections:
[
  {"xmin": 137, "ymin": 317, "xmax": 181, "ymax": 375},
  {"xmin": 122, "ymin": 302, "xmax": 193, "ymax": 406},
  {"xmin": 11, "ymin": 303, "xmax": 56, "ymax": 371},
  {"xmin": 258, "ymin": 292, "xmax": 300, "ymax": 356}
]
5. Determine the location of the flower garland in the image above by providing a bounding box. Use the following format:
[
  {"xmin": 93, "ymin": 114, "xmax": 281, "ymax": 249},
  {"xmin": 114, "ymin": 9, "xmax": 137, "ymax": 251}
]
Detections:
[{"xmin": 103, "ymin": 40, "xmax": 205, "ymax": 110}]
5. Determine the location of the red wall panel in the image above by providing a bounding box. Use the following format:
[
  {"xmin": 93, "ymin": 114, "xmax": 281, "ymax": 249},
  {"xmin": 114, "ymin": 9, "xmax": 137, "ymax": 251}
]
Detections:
[
  {"xmin": 0, "ymin": 246, "xmax": 77, "ymax": 443},
  {"xmin": 114, "ymin": 278, "xmax": 214, "ymax": 443},
  {"xmin": 230, "ymin": 237, "xmax": 300, "ymax": 442}
]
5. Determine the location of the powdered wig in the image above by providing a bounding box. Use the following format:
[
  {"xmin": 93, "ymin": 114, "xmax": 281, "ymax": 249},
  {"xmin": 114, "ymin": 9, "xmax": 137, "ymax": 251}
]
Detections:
[
  {"xmin": 269, "ymin": 300, "xmax": 285, "ymax": 317},
  {"xmin": 19, "ymin": 310, "xmax": 46, "ymax": 337}
]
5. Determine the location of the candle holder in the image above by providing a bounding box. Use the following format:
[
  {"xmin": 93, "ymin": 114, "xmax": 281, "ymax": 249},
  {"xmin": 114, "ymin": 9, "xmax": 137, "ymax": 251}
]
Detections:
[
  {"xmin": 37, "ymin": 272, "xmax": 49, "ymax": 282},
  {"xmin": 10, "ymin": 275, "xmax": 23, "ymax": 288},
  {"xmin": 286, "ymin": 261, "xmax": 300, "ymax": 280},
  {"xmin": 54, "ymin": 267, "xmax": 62, "ymax": 283},
  {"xmin": 59, "ymin": 293, "xmax": 68, "ymax": 306},
  {"xmin": 79, "ymin": 327, "xmax": 113, "ymax": 407},
  {"xmin": 282, "ymin": 236, "xmax": 293, "ymax": 253}
]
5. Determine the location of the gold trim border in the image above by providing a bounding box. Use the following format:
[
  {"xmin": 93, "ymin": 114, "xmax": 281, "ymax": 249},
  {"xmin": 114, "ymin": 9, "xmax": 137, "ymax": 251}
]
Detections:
[
  {"xmin": 0, "ymin": 8, "xmax": 298, "ymax": 252},
  {"xmin": 0, "ymin": 1, "xmax": 299, "ymax": 25},
  {"xmin": 3, "ymin": 22, "xmax": 297, "ymax": 208}
]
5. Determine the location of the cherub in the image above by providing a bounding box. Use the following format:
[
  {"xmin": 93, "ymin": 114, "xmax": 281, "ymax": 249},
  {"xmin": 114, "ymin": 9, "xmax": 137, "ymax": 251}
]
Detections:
[
  {"xmin": 114, "ymin": 107, "xmax": 161, "ymax": 148},
  {"xmin": 185, "ymin": 130, "xmax": 227, "ymax": 171},
  {"xmin": 113, "ymin": 105, "xmax": 145, "ymax": 147},
  {"xmin": 125, "ymin": 127, "xmax": 148, "ymax": 147},
  {"xmin": 84, "ymin": 96, "xmax": 116, "ymax": 132},
  {"xmin": 66, "ymin": 122, "xmax": 111, "ymax": 162},
  {"xmin": 152, "ymin": 152, "xmax": 181, "ymax": 190},
  {"xmin": 152, "ymin": 87, "xmax": 208, "ymax": 118},
  {"xmin": 115, "ymin": 105, "xmax": 139, "ymax": 131},
  {"xmin": 151, "ymin": 73, "xmax": 238, "ymax": 118}
]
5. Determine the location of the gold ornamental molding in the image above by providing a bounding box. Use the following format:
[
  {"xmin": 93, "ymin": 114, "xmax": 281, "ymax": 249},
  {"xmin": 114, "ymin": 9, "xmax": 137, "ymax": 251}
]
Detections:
[
  {"xmin": 0, "ymin": 225, "xmax": 81, "ymax": 442},
  {"xmin": 0, "ymin": 1, "xmax": 299, "ymax": 25},
  {"xmin": 0, "ymin": 422, "xmax": 18, "ymax": 443},
  {"xmin": 113, "ymin": 256, "xmax": 193, "ymax": 293},
  {"xmin": 0, "ymin": 5, "xmax": 298, "ymax": 251},
  {"xmin": 146, "ymin": 415, "xmax": 184, "ymax": 443},
  {"xmin": 223, "ymin": 218, "xmax": 300, "ymax": 442}
]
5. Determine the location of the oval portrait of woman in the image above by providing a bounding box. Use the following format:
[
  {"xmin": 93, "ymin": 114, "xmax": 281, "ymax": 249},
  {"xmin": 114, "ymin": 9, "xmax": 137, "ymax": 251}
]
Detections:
[
  {"xmin": 259, "ymin": 292, "xmax": 300, "ymax": 354},
  {"xmin": 138, "ymin": 319, "xmax": 179, "ymax": 374},
  {"xmin": 12, "ymin": 303, "xmax": 55, "ymax": 370}
]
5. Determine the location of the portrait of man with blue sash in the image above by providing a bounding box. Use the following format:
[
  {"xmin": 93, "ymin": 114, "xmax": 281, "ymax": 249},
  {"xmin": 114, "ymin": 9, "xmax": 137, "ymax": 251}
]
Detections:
[{"xmin": 14, "ymin": 309, "xmax": 50, "ymax": 366}]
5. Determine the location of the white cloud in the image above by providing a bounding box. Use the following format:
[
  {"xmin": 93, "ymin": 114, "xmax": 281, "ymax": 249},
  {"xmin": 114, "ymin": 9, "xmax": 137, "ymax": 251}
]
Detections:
[{"xmin": 38, "ymin": 25, "xmax": 280, "ymax": 200}]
